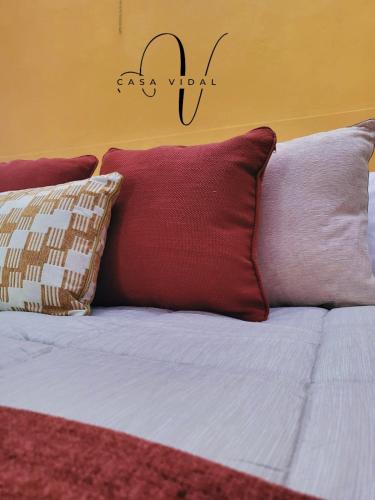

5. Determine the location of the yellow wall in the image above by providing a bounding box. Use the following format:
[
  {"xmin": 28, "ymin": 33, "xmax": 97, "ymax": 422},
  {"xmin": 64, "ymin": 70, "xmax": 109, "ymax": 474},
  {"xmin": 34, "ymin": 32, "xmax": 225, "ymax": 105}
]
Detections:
[{"xmin": 0, "ymin": 0, "xmax": 374, "ymax": 169}]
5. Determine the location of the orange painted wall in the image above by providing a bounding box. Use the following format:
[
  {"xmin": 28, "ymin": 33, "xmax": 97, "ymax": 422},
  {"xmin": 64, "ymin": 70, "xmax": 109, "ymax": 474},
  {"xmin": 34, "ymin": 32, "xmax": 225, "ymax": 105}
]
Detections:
[{"xmin": 0, "ymin": 0, "xmax": 374, "ymax": 168}]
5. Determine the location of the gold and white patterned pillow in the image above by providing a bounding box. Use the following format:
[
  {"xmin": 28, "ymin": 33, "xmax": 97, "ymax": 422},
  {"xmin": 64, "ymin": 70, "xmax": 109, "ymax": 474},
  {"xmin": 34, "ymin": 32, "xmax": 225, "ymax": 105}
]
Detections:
[{"xmin": 0, "ymin": 172, "xmax": 123, "ymax": 315}]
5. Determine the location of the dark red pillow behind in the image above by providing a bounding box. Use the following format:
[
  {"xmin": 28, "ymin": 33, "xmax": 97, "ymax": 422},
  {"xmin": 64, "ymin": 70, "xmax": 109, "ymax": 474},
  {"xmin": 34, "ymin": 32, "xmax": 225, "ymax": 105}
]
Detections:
[
  {"xmin": 0, "ymin": 155, "xmax": 98, "ymax": 192},
  {"xmin": 96, "ymin": 128, "xmax": 276, "ymax": 321}
]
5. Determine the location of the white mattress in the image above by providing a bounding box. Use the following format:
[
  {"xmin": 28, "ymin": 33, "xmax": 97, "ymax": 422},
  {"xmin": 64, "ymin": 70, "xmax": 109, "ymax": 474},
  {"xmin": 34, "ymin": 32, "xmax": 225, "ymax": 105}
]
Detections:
[{"xmin": 1, "ymin": 305, "xmax": 375, "ymax": 499}]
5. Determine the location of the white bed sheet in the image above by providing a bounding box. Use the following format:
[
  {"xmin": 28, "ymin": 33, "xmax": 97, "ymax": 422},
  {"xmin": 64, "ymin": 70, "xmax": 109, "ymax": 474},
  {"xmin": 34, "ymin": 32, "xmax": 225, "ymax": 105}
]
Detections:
[{"xmin": 1, "ymin": 305, "xmax": 375, "ymax": 499}]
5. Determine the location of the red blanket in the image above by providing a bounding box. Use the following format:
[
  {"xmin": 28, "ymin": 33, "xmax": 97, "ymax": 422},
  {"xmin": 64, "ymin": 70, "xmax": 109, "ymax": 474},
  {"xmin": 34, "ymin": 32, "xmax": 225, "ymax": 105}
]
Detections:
[{"xmin": 0, "ymin": 406, "xmax": 317, "ymax": 499}]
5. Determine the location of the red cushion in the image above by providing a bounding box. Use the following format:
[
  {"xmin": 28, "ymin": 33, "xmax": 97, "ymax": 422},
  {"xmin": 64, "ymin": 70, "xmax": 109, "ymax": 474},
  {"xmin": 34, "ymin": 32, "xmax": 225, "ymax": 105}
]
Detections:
[
  {"xmin": 0, "ymin": 155, "xmax": 98, "ymax": 192},
  {"xmin": 96, "ymin": 128, "xmax": 276, "ymax": 321}
]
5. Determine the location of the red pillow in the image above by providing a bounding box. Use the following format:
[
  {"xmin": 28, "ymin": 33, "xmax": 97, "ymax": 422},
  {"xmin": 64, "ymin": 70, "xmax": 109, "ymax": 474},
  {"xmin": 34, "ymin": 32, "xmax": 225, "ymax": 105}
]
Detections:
[
  {"xmin": 96, "ymin": 128, "xmax": 276, "ymax": 321},
  {"xmin": 0, "ymin": 155, "xmax": 98, "ymax": 192}
]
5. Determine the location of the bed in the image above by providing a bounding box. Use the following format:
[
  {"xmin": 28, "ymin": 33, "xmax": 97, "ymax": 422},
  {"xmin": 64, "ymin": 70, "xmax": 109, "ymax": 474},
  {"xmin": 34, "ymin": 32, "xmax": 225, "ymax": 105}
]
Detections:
[{"xmin": 1, "ymin": 305, "xmax": 374, "ymax": 499}]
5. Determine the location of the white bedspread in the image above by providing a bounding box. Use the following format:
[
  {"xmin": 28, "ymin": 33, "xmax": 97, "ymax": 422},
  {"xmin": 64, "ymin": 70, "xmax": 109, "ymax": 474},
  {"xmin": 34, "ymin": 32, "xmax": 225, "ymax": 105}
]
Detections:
[{"xmin": 1, "ymin": 305, "xmax": 375, "ymax": 499}]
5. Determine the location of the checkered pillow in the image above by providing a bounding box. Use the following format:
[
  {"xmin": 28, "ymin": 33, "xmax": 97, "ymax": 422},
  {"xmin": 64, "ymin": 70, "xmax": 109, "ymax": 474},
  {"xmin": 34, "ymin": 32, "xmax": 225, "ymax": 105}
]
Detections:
[{"xmin": 0, "ymin": 172, "xmax": 122, "ymax": 315}]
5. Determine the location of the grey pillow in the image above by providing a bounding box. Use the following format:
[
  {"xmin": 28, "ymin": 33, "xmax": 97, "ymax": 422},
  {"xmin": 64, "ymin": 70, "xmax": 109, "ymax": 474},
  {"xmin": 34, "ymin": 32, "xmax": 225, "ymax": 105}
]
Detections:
[
  {"xmin": 368, "ymin": 172, "xmax": 375, "ymax": 272},
  {"xmin": 258, "ymin": 119, "xmax": 375, "ymax": 307}
]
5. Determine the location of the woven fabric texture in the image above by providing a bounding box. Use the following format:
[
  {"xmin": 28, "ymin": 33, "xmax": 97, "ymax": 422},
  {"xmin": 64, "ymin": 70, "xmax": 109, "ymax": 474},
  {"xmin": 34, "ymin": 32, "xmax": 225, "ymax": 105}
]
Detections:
[
  {"xmin": 258, "ymin": 119, "xmax": 375, "ymax": 307},
  {"xmin": 0, "ymin": 173, "xmax": 122, "ymax": 315},
  {"xmin": 96, "ymin": 127, "xmax": 276, "ymax": 322}
]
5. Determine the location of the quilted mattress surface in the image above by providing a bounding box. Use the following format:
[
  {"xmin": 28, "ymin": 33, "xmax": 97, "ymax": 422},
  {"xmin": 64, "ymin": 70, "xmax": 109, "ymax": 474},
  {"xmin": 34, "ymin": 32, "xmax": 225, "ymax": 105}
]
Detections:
[{"xmin": 1, "ymin": 305, "xmax": 375, "ymax": 499}]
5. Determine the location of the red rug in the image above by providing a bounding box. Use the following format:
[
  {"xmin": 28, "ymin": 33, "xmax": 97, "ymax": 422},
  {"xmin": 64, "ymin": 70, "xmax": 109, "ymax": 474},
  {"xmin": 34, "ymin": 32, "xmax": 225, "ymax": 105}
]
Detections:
[{"xmin": 0, "ymin": 406, "xmax": 318, "ymax": 499}]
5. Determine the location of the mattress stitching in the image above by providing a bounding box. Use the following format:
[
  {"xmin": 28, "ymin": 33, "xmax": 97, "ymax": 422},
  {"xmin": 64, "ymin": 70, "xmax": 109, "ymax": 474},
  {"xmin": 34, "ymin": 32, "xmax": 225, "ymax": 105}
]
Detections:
[
  {"xmin": 1, "ymin": 334, "xmax": 308, "ymax": 394},
  {"xmin": 282, "ymin": 308, "xmax": 329, "ymax": 486},
  {"xmin": 0, "ymin": 344, "xmax": 55, "ymax": 372}
]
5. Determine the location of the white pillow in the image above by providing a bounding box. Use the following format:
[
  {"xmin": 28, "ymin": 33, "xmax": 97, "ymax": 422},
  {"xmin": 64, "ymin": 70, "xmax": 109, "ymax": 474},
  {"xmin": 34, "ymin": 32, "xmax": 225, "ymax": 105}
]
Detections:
[
  {"xmin": 368, "ymin": 172, "xmax": 375, "ymax": 272},
  {"xmin": 258, "ymin": 119, "xmax": 375, "ymax": 307}
]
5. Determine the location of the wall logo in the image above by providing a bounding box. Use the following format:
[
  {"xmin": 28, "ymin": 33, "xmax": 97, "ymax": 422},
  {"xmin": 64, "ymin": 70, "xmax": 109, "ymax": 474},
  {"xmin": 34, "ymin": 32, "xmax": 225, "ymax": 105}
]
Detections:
[{"xmin": 116, "ymin": 33, "xmax": 228, "ymax": 126}]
